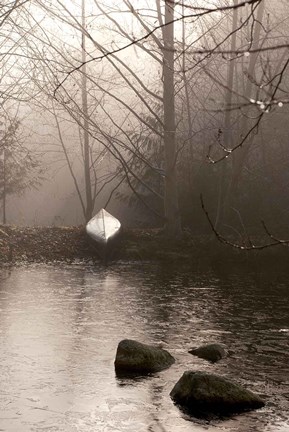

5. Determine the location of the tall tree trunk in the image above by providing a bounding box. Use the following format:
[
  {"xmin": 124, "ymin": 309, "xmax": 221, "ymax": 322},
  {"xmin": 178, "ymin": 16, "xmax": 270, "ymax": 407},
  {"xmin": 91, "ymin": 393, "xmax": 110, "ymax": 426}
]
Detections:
[
  {"xmin": 182, "ymin": 2, "xmax": 194, "ymax": 194},
  {"xmin": 82, "ymin": 0, "xmax": 93, "ymax": 222},
  {"xmin": 215, "ymin": 0, "xmax": 238, "ymax": 228},
  {"xmin": 2, "ymin": 147, "xmax": 6, "ymax": 224},
  {"xmin": 163, "ymin": 0, "xmax": 182, "ymax": 238},
  {"xmin": 229, "ymin": 0, "xmax": 265, "ymax": 201}
]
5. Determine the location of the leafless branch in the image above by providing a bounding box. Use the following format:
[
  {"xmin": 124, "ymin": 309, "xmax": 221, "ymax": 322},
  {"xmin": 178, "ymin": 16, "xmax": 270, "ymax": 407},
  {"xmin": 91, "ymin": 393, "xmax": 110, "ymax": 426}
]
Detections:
[
  {"xmin": 200, "ymin": 194, "xmax": 289, "ymax": 250},
  {"xmin": 53, "ymin": 0, "xmax": 268, "ymax": 94}
]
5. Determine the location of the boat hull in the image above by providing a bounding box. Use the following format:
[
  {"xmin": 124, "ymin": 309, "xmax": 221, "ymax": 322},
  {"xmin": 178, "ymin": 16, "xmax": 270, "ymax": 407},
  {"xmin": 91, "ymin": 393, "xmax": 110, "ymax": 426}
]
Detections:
[{"xmin": 86, "ymin": 209, "xmax": 121, "ymax": 245}]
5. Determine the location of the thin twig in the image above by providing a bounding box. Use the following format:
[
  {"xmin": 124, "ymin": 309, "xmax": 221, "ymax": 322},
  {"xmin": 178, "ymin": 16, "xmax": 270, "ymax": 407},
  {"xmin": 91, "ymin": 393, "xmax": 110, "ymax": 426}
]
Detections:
[{"xmin": 200, "ymin": 194, "xmax": 289, "ymax": 250}]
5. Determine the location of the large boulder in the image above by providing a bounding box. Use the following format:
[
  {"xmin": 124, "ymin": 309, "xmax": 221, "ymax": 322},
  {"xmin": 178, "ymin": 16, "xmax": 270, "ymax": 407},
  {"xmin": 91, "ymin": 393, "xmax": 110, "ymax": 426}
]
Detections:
[
  {"xmin": 189, "ymin": 343, "xmax": 226, "ymax": 363},
  {"xmin": 115, "ymin": 339, "xmax": 175, "ymax": 374},
  {"xmin": 170, "ymin": 371, "xmax": 265, "ymax": 417}
]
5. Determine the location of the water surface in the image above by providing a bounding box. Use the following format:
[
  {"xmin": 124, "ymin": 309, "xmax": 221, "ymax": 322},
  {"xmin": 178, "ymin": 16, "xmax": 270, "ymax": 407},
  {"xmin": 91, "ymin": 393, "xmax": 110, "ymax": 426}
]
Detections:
[{"xmin": 0, "ymin": 262, "xmax": 288, "ymax": 432}]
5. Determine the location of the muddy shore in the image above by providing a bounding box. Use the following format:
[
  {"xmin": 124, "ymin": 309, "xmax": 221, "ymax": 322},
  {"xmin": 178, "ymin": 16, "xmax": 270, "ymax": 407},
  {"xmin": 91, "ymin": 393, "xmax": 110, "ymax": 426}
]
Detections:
[{"xmin": 0, "ymin": 225, "xmax": 289, "ymax": 273}]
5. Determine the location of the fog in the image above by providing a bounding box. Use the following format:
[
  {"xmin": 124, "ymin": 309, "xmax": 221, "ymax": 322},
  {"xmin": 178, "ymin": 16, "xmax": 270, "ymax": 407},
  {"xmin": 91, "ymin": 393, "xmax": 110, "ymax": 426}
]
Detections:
[
  {"xmin": 2, "ymin": 4, "xmax": 289, "ymax": 431},
  {"xmin": 1, "ymin": 0, "xmax": 289, "ymax": 237}
]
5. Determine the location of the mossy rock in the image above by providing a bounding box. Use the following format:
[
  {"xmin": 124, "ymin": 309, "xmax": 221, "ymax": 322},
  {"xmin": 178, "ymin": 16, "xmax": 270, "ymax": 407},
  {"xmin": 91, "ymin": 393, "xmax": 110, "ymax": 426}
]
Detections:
[
  {"xmin": 115, "ymin": 339, "xmax": 175, "ymax": 375},
  {"xmin": 170, "ymin": 371, "xmax": 265, "ymax": 418},
  {"xmin": 189, "ymin": 343, "xmax": 226, "ymax": 363}
]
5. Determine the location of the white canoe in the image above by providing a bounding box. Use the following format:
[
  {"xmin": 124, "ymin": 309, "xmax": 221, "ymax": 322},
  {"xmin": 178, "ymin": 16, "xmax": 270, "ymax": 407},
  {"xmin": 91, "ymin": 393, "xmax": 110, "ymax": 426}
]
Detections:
[{"xmin": 86, "ymin": 209, "xmax": 121, "ymax": 244}]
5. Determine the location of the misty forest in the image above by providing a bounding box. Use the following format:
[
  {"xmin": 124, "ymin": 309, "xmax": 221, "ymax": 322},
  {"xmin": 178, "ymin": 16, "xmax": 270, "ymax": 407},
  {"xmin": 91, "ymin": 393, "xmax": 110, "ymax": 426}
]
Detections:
[
  {"xmin": 0, "ymin": 1, "xmax": 289, "ymax": 432},
  {"xmin": 0, "ymin": 0, "xmax": 288, "ymax": 237}
]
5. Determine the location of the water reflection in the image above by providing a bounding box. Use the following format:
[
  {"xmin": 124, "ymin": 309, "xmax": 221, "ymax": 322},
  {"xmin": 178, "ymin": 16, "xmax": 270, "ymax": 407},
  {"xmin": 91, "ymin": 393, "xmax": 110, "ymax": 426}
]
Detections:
[{"xmin": 0, "ymin": 263, "xmax": 288, "ymax": 432}]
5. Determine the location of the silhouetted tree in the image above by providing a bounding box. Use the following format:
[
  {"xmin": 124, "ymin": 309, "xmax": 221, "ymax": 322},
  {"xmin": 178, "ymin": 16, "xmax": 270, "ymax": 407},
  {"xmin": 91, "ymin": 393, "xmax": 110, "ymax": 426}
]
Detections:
[
  {"xmin": 0, "ymin": 118, "xmax": 43, "ymax": 224},
  {"xmin": 2, "ymin": 0, "xmax": 289, "ymax": 242}
]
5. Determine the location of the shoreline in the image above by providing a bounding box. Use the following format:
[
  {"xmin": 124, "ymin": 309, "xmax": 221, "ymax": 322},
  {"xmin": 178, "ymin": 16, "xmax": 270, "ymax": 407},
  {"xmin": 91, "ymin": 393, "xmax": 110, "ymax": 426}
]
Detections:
[{"xmin": 0, "ymin": 225, "xmax": 289, "ymax": 272}]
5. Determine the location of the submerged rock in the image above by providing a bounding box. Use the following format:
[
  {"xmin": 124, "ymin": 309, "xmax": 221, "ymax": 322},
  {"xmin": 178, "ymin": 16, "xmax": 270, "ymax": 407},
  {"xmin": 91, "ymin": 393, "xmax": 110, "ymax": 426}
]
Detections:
[
  {"xmin": 114, "ymin": 339, "xmax": 175, "ymax": 375},
  {"xmin": 189, "ymin": 343, "xmax": 226, "ymax": 363},
  {"xmin": 170, "ymin": 371, "xmax": 265, "ymax": 417}
]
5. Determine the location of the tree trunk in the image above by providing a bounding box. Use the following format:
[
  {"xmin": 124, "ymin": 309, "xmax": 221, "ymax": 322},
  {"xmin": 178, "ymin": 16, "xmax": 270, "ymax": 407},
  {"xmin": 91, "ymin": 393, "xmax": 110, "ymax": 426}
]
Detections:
[
  {"xmin": 229, "ymin": 1, "xmax": 265, "ymax": 201},
  {"xmin": 2, "ymin": 147, "xmax": 6, "ymax": 224},
  {"xmin": 82, "ymin": 0, "xmax": 93, "ymax": 222},
  {"xmin": 163, "ymin": 0, "xmax": 182, "ymax": 238},
  {"xmin": 215, "ymin": 0, "xmax": 238, "ymax": 229}
]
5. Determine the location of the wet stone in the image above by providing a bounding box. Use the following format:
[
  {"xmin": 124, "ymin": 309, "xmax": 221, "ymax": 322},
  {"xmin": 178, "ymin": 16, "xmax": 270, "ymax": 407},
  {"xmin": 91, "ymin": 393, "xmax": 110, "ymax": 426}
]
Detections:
[
  {"xmin": 170, "ymin": 371, "xmax": 265, "ymax": 418},
  {"xmin": 189, "ymin": 343, "xmax": 226, "ymax": 363},
  {"xmin": 114, "ymin": 339, "xmax": 175, "ymax": 375}
]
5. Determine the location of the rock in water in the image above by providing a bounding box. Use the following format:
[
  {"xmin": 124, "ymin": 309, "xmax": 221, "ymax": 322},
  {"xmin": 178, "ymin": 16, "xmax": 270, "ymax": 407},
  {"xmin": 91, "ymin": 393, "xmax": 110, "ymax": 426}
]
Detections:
[
  {"xmin": 115, "ymin": 339, "xmax": 175, "ymax": 374},
  {"xmin": 170, "ymin": 371, "xmax": 265, "ymax": 417},
  {"xmin": 189, "ymin": 343, "xmax": 226, "ymax": 363}
]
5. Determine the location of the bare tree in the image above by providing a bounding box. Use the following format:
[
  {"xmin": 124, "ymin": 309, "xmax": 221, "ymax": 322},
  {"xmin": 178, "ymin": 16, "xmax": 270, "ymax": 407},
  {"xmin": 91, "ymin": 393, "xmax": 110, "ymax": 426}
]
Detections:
[
  {"xmin": 2, "ymin": 0, "xmax": 289, "ymax": 241},
  {"xmin": 0, "ymin": 113, "xmax": 43, "ymax": 224}
]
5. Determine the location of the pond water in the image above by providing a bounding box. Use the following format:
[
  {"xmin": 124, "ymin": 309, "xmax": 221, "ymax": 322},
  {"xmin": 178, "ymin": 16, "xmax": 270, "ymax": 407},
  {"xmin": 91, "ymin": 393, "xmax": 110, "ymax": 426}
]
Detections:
[{"xmin": 0, "ymin": 262, "xmax": 288, "ymax": 432}]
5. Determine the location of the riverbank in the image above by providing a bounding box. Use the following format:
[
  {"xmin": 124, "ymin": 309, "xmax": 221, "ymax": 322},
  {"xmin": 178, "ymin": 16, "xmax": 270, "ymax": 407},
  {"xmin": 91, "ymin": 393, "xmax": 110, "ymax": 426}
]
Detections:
[{"xmin": 0, "ymin": 225, "xmax": 289, "ymax": 271}]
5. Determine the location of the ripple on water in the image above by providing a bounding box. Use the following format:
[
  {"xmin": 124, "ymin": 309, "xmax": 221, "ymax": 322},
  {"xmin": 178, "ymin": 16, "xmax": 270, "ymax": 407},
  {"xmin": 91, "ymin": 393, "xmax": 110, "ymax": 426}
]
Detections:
[{"xmin": 0, "ymin": 262, "xmax": 288, "ymax": 432}]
